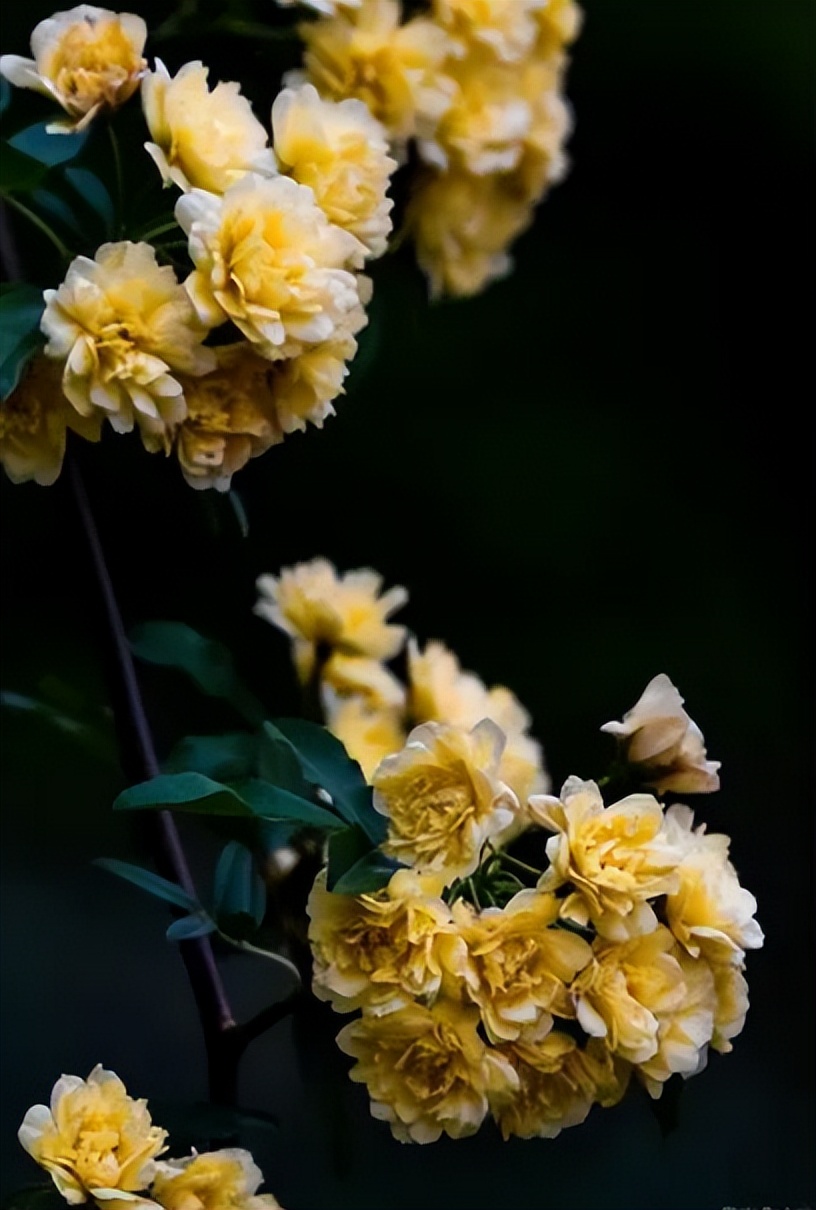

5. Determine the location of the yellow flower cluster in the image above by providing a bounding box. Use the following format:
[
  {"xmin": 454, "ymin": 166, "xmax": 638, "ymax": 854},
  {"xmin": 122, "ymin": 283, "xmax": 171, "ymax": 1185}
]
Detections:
[
  {"xmin": 1, "ymin": 7, "xmax": 397, "ymax": 491},
  {"xmin": 258, "ymin": 558, "xmax": 763, "ymax": 1141},
  {"xmin": 287, "ymin": 0, "xmax": 581, "ymax": 296},
  {"xmin": 18, "ymin": 1064, "xmax": 283, "ymax": 1208}
]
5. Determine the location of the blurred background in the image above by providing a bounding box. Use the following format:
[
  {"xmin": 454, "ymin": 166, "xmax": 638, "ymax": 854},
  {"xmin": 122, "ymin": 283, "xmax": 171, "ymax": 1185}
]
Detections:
[{"xmin": 1, "ymin": 2, "xmax": 813, "ymax": 1208}]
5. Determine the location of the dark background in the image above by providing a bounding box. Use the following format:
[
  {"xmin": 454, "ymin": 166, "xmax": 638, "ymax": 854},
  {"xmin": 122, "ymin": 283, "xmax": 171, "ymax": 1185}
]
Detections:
[{"xmin": 1, "ymin": 2, "xmax": 813, "ymax": 1208}]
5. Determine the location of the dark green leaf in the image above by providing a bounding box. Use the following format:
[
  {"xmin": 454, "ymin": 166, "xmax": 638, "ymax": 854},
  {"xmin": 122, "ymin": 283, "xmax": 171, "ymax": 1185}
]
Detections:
[
  {"xmin": 257, "ymin": 722, "xmax": 311, "ymax": 795},
  {"xmin": 0, "ymin": 143, "xmax": 48, "ymax": 194},
  {"xmin": 29, "ymin": 188, "xmax": 83, "ymax": 239},
  {"xmin": 213, "ymin": 840, "xmax": 266, "ymax": 926},
  {"xmin": 326, "ymin": 825, "xmax": 371, "ymax": 891},
  {"xmin": 8, "ymin": 122, "xmax": 89, "ymax": 166},
  {"xmin": 93, "ymin": 857, "xmax": 200, "ymax": 912},
  {"xmin": 113, "ymin": 772, "xmax": 253, "ymax": 817},
  {"xmin": 0, "ymin": 283, "xmax": 45, "ymax": 399},
  {"xmin": 331, "ymin": 849, "xmax": 404, "ymax": 895},
  {"xmin": 166, "ymin": 912, "xmax": 216, "ymax": 941},
  {"xmin": 0, "ymin": 78, "xmax": 11, "ymax": 119},
  {"xmin": 163, "ymin": 732, "xmax": 258, "ymax": 782},
  {"xmin": 0, "ymin": 689, "xmax": 115, "ymax": 764},
  {"xmin": 65, "ymin": 166, "xmax": 114, "ymax": 235},
  {"xmin": 232, "ymin": 778, "xmax": 345, "ymax": 831},
  {"xmin": 129, "ymin": 621, "xmax": 265, "ymax": 725}
]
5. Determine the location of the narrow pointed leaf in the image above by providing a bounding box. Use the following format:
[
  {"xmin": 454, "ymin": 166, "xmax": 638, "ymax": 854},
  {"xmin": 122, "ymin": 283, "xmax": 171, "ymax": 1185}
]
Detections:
[
  {"xmin": 231, "ymin": 778, "xmax": 345, "ymax": 831},
  {"xmin": 257, "ymin": 722, "xmax": 311, "ymax": 795},
  {"xmin": 330, "ymin": 849, "xmax": 404, "ymax": 896},
  {"xmin": 163, "ymin": 732, "xmax": 258, "ymax": 782},
  {"xmin": 0, "ymin": 284, "xmax": 45, "ymax": 399},
  {"xmin": 326, "ymin": 825, "xmax": 371, "ymax": 891},
  {"xmin": 166, "ymin": 912, "xmax": 217, "ymax": 942},
  {"xmin": 93, "ymin": 858, "xmax": 200, "ymax": 912},
  {"xmin": 8, "ymin": 121, "xmax": 89, "ymax": 166},
  {"xmin": 213, "ymin": 840, "xmax": 266, "ymax": 926},
  {"xmin": 113, "ymin": 772, "xmax": 252, "ymax": 816}
]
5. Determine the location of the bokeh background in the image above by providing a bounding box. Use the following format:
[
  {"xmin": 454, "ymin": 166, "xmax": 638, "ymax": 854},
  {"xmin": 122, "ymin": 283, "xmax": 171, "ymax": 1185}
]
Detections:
[{"xmin": 1, "ymin": 2, "xmax": 813, "ymax": 1208}]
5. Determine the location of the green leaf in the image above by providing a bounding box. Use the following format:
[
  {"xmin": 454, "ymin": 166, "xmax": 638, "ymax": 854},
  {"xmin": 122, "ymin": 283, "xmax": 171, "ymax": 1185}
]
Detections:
[
  {"xmin": 0, "ymin": 143, "xmax": 48, "ymax": 195},
  {"xmin": 8, "ymin": 121, "xmax": 89, "ymax": 166},
  {"xmin": 0, "ymin": 78, "xmax": 11, "ymax": 119},
  {"xmin": 166, "ymin": 912, "xmax": 216, "ymax": 942},
  {"xmin": 29, "ymin": 188, "xmax": 84, "ymax": 240},
  {"xmin": 0, "ymin": 283, "xmax": 45, "ymax": 399},
  {"xmin": 331, "ymin": 849, "xmax": 404, "ymax": 896},
  {"xmin": 269, "ymin": 718, "xmax": 386, "ymax": 843},
  {"xmin": 257, "ymin": 722, "xmax": 311, "ymax": 795},
  {"xmin": 113, "ymin": 772, "xmax": 254, "ymax": 817},
  {"xmin": 129, "ymin": 621, "xmax": 265, "ymax": 726},
  {"xmin": 65, "ymin": 166, "xmax": 114, "ymax": 235},
  {"xmin": 326, "ymin": 825, "xmax": 372, "ymax": 891},
  {"xmin": 0, "ymin": 688, "xmax": 115, "ymax": 764},
  {"xmin": 93, "ymin": 857, "xmax": 201, "ymax": 912},
  {"xmin": 232, "ymin": 778, "xmax": 345, "ymax": 831},
  {"xmin": 213, "ymin": 840, "xmax": 266, "ymax": 927},
  {"xmin": 163, "ymin": 732, "xmax": 258, "ymax": 782}
]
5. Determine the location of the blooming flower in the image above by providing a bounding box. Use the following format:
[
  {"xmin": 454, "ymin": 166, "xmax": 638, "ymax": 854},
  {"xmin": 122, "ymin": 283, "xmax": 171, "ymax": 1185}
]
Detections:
[
  {"xmin": 453, "ymin": 889, "xmax": 592, "ymax": 1042},
  {"xmin": 600, "ymin": 673, "xmax": 721, "ymax": 795},
  {"xmin": 254, "ymin": 558, "xmax": 408, "ymax": 683},
  {"xmin": 150, "ymin": 1149, "xmax": 281, "ymax": 1210},
  {"xmin": 321, "ymin": 652, "xmax": 406, "ymax": 708},
  {"xmin": 336, "ymin": 999, "xmax": 518, "ymax": 1142},
  {"xmin": 307, "ymin": 867, "xmax": 467, "ymax": 1012},
  {"xmin": 18, "ymin": 1064, "xmax": 167, "ymax": 1205},
  {"xmin": 634, "ymin": 944, "xmax": 716, "ymax": 1098},
  {"xmin": 1, "ymin": 354, "xmax": 102, "ymax": 486},
  {"xmin": 493, "ymin": 1033, "xmax": 628, "ymax": 1140},
  {"xmin": 176, "ymin": 174, "xmax": 364, "ymax": 361},
  {"xmin": 709, "ymin": 960, "xmax": 750, "ymax": 1055},
  {"xmin": 142, "ymin": 59, "xmax": 276, "ymax": 194},
  {"xmin": 372, "ymin": 719, "xmax": 519, "ymax": 878},
  {"xmin": 529, "ymin": 776, "xmax": 682, "ymax": 940},
  {"xmin": 292, "ymin": 0, "xmax": 456, "ymax": 148},
  {"xmin": 41, "ymin": 241, "xmax": 216, "ymax": 450},
  {"xmin": 430, "ymin": 0, "xmax": 547, "ymax": 64},
  {"xmin": 0, "ymin": 6, "xmax": 147, "ymax": 132},
  {"xmin": 273, "ymin": 298, "xmax": 368, "ymax": 434},
  {"xmin": 324, "ymin": 694, "xmax": 406, "ymax": 779},
  {"xmin": 272, "ymin": 83, "xmax": 397, "ymax": 258}
]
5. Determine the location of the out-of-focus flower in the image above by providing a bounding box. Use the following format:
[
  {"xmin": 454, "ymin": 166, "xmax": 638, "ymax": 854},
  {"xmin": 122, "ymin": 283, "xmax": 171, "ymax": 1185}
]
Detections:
[
  {"xmin": 494, "ymin": 1033, "xmax": 628, "ymax": 1140},
  {"xmin": 18, "ymin": 1064, "xmax": 167, "ymax": 1205},
  {"xmin": 151, "ymin": 1149, "xmax": 281, "ymax": 1210},
  {"xmin": 325, "ymin": 695, "xmax": 406, "ymax": 778},
  {"xmin": 408, "ymin": 639, "xmax": 549, "ymax": 802},
  {"xmin": 336, "ymin": 999, "xmax": 518, "ymax": 1142},
  {"xmin": 570, "ymin": 927, "xmax": 689, "ymax": 1065},
  {"xmin": 307, "ymin": 867, "xmax": 467, "ymax": 1012},
  {"xmin": 634, "ymin": 944, "xmax": 715, "ymax": 1098},
  {"xmin": 430, "ymin": 0, "xmax": 546, "ymax": 64},
  {"xmin": 534, "ymin": 0, "xmax": 583, "ymax": 56},
  {"xmin": 1, "ymin": 354, "xmax": 102, "ymax": 486},
  {"xmin": 322, "ymin": 652, "xmax": 406, "ymax": 708},
  {"xmin": 142, "ymin": 59, "xmax": 276, "ymax": 194},
  {"xmin": 662, "ymin": 804, "xmax": 764, "ymax": 964},
  {"xmin": 272, "ymin": 83, "xmax": 396, "ymax": 258},
  {"xmin": 453, "ymin": 889, "xmax": 591, "ymax": 1042},
  {"xmin": 600, "ymin": 673, "xmax": 721, "ymax": 795},
  {"xmin": 0, "ymin": 6, "xmax": 147, "ymax": 132},
  {"xmin": 41, "ymin": 242, "xmax": 215, "ymax": 451},
  {"xmin": 529, "ymin": 777, "xmax": 682, "ymax": 940},
  {"xmin": 292, "ymin": 0, "xmax": 456, "ymax": 148},
  {"xmin": 173, "ymin": 344, "xmax": 284, "ymax": 491},
  {"xmin": 177, "ymin": 174, "xmax": 364, "ymax": 360},
  {"xmin": 254, "ymin": 558, "xmax": 408, "ymax": 683},
  {"xmin": 373, "ymin": 719, "xmax": 519, "ymax": 878},
  {"xmin": 274, "ymin": 0, "xmax": 361, "ymax": 14},
  {"xmin": 273, "ymin": 298, "xmax": 368, "ymax": 434}
]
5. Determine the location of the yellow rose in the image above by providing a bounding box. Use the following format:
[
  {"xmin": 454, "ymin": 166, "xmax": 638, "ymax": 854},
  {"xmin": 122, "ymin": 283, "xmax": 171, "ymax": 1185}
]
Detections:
[
  {"xmin": 530, "ymin": 776, "xmax": 682, "ymax": 940},
  {"xmin": 709, "ymin": 960, "xmax": 749, "ymax": 1055},
  {"xmin": 272, "ymin": 83, "xmax": 397, "ymax": 258},
  {"xmin": 1, "ymin": 354, "xmax": 102, "ymax": 486},
  {"xmin": 430, "ymin": 0, "xmax": 546, "ymax": 64},
  {"xmin": 635, "ymin": 944, "xmax": 717, "ymax": 1099},
  {"xmin": 494, "ymin": 1033, "xmax": 628, "ymax": 1140},
  {"xmin": 373, "ymin": 719, "xmax": 519, "ymax": 878},
  {"xmin": 336, "ymin": 999, "xmax": 518, "ymax": 1142},
  {"xmin": 453, "ymin": 889, "xmax": 592, "ymax": 1042},
  {"xmin": 18, "ymin": 1064, "xmax": 167, "ymax": 1205},
  {"xmin": 273, "ymin": 296, "xmax": 368, "ymax": 435},
  {"xmin": 0, "ymin": 6, "xmax": 147, "ymax": 132},
  {"xmin": 325, "ymin": 694, "xmax": 406, "ymax": 779},
  {"xmin": 254, "ymin": 558, "xmax": 408, "ymax": 683},
  {"xmin": 307, "ymin": 867, "xmax": 467, "ymax": 1012},
  {"xmin": 177, "ymin": 174, "xmax": 365, "ymax": 361},
  {"xmin": 600, "ymin": 673, "xmax": 721, "ymax": 795},
  {"xmin": 662, "ymin": 804, "xmax": 764, "ymax": 964},
  {"xmin": 41, "ymin": 241, "xmax": 216, "ymax": 450},
  {"xmin": 293, "ymin": 0, "xmax": 456, "ymax": 147},
  {"xmin": 321, "ymin": 652, "xmax": 406, "ymax": 708},
  {"xmin": 142, "ymin": 59, "xmax": 276, "ymax": 194},
  {"xmin": 151, "ymin": 1149, "xmax": 281, "ymax": 1210}
]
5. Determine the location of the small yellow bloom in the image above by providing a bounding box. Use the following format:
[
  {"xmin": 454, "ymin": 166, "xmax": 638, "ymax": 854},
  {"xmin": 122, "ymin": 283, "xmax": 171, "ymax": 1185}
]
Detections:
[
  {"xmin": 273, "ymin": 300, "xmax": 368, "ymax": 435},
  {"xmin": 530, "ymin": 777, "xmax": 682, "ymax": 940},
  {"xmin": 293, "ymin": 0, "xmax": 456, "ymax": 147},
  {"xmin": 325, "ymin": 694, "xmax": 406, "ymax": 779},
  {"xmin": 372, "ymin": 719, "xmax": 519, "ymax": 878},
  {"xmin": 18, "ymin": 1064, "xmax": 167, "ymax": 1205},
  {"xmin": 431, "ymin": 0, "xmax": 546, "ymax": 64},
  {"xmin": 307, "ymin": 867, "xmax": 466, "ymax": 1012},
  {"xmin": 272, "ymin": 83, "xmax": 397, "ymax": 259},
  {"xmin": 494, "ymin": 1033, "xmax": 628, "ymax": 1140},
  {"xmin": 0, "ymin": 6, "xmax": 147, "ymax": 132},
  {"xmin": 177, "ymin": 174, "xmax": 364, "ymax": 361},
  {"xmin": 636, "ymin": 944, "xmax": 716, "ymax": 1098},
  {"xmin": 41, "ymin": 241, "xmax": 215, "ymax": 450},
  {"xmin": 336, "ymin": 999, "xmax": 518, "ymax": 1143},
  {"xmin": 322, "ymin": 653, "xmax": 406, "ymax": 708},
  {"xmin": 151, "ymin": 1149, "xmax": 281, "ymax": 1210},
  {"xmin": 142, "ymin": 59, "xmax": 276, "ymax": 195},
  {"xmin": 600, "ymin": 673, "xmax": 721, "ymax": 795},
  {"xmin": 453, "ymin": 889, "xmax": 592, "ymax": 1042},
  {"xmin": 254, "ymin": 557, "xmax": 408, "ymax": 682},
  {"xmin": 662, "ymin": 804, "xmax": 764, "ymax": 964},
  {"xmin": 1, "ymin": 354, "xmax": 102, "ymax": 486},
  {"xmin": 709, "ymin": 960, "xmax": 749, "ymax": 1055},
  {"xmin": 173, "ymin": 344, "xmax": 284, "ymax": 492},
  {"xmin": 534, "ymin": 0, "xmax": 584, "ymax": 56}
]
